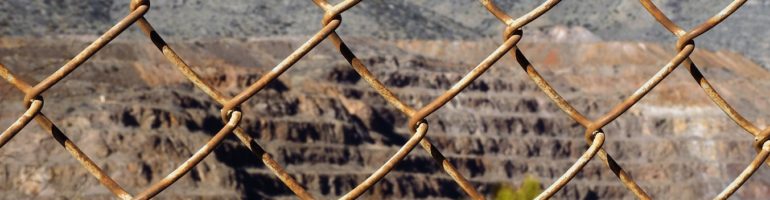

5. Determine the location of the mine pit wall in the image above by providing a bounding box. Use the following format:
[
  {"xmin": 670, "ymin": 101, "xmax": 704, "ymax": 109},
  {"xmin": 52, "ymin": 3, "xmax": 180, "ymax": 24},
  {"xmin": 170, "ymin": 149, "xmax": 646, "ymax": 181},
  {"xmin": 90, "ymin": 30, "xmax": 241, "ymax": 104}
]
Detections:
[{"xmin": 0, "ymin": 38, "xmax": 768, "ymax": 199}]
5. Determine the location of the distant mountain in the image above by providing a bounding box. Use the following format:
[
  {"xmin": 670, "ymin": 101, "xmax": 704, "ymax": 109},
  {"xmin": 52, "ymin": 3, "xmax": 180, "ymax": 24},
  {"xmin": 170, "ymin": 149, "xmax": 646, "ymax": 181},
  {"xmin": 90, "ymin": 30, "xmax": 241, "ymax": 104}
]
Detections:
[{"xmin": 1, "ymin": 0, "xmax": 769, "ymax": 68}]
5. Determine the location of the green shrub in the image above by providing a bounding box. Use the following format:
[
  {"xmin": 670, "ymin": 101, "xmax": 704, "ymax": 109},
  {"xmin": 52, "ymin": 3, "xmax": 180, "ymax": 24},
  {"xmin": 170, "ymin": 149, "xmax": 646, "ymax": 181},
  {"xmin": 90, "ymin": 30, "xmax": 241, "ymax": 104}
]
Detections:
[{"xmin": 494, "ymin": 175, "xmax": 542, "ymax": 200}]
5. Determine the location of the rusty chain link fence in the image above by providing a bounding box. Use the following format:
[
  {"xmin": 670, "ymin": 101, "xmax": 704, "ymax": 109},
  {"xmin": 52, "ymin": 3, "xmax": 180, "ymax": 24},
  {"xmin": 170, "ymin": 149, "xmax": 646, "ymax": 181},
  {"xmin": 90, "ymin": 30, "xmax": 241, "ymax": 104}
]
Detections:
[{"xmin": 1, "ymin": 0, "xmax": 768, "ymax": 199}]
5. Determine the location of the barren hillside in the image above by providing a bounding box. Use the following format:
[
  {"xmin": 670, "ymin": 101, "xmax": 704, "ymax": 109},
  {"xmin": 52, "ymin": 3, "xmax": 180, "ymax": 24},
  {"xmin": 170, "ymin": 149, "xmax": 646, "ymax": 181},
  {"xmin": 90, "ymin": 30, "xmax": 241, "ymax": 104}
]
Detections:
[{"xmin": 2, "ymin": 0, "xmax": 770, "ymax": 68}]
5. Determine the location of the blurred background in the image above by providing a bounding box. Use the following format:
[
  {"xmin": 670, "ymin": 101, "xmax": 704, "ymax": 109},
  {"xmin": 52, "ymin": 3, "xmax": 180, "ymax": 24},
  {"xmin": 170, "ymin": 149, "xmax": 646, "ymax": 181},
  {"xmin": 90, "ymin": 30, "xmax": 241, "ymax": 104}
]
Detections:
[{"xmin": 1, "ymin": 0, "xmax": 770, "ymax": 199}]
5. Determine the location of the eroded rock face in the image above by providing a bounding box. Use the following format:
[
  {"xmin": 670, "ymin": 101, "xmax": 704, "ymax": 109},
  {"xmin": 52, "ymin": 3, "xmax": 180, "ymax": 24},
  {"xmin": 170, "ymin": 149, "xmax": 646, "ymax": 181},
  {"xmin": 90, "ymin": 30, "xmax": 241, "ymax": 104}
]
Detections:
[{"xmin": 0, "ymin": 37, "xmax": 769, "ymax": 199}]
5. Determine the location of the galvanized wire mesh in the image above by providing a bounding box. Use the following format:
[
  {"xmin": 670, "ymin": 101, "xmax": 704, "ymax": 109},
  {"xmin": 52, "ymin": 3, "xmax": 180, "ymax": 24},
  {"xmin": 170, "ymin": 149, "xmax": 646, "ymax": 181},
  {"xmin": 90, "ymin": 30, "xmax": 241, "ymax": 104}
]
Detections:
[{"xmin": 1, "ymin": 0, "xmax": 767, "ymax": 199}]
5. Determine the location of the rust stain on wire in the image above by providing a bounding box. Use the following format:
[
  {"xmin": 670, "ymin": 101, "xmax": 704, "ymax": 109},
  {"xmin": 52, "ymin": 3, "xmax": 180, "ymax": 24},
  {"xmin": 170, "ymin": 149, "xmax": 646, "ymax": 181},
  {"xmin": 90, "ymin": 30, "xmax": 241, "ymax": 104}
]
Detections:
[{"xmin": 0, "ymin": 0, "xmax": 767, "ymax": 199}]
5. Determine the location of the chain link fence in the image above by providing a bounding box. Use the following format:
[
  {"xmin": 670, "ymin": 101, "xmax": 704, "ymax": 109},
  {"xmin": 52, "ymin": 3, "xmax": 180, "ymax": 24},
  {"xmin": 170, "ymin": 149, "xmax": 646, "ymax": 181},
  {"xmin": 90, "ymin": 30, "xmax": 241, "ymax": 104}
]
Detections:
[{"xmin": 1, "ymin": 0, "xmax": 767, "ymax": 199}]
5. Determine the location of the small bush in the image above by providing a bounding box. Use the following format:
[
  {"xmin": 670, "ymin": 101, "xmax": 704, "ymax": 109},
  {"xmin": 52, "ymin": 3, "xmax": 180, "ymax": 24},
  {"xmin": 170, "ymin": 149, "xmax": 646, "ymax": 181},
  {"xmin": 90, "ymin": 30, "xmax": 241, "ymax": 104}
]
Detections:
[{"xmin": 494, "ymin": 175, "xmax": 542, "ymax": 200}]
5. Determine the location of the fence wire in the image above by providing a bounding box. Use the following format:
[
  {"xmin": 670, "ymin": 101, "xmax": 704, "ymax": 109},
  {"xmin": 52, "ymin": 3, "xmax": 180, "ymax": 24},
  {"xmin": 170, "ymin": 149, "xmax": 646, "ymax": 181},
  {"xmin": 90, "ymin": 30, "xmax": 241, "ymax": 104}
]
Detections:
[{"xmin": 0, "ymin": 0, "xmax": 767, "ymax": 199}]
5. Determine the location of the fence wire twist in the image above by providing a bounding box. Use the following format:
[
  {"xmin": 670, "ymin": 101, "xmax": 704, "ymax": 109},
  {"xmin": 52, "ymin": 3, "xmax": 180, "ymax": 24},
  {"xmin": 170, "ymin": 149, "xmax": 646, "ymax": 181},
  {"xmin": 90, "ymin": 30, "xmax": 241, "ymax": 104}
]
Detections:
[{"xmin": 0, "ymin": 0, "xmax": 767, "ymax": 199}]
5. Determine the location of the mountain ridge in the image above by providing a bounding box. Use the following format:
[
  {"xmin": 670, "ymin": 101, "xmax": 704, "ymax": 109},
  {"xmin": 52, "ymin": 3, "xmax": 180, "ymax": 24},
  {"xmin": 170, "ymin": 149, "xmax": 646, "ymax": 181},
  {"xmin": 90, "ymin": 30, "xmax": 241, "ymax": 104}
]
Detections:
[{"xmin": 2, "ymin": 0, "xmax": 770, "ymax": 68}]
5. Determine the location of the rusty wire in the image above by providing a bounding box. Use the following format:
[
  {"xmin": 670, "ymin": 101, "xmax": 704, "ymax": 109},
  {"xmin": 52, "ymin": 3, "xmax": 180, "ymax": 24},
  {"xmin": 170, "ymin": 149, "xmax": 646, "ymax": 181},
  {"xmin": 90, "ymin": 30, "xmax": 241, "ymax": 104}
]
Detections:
[{"xmin": 0, "ymin": 0, "xmax": 767, "ymax": 199}]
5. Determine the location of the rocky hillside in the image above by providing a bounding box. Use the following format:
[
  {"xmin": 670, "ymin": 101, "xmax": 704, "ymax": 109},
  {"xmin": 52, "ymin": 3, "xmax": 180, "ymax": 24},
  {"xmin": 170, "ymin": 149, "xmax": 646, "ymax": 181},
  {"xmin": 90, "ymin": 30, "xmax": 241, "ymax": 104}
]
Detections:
[
  {"xmin": 1, "ymin": 36, "xmax": 769, "ymax": 199},
  {"xmin": 1, "ymin": 0, "xmax": 769, "ymax": 69}
]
